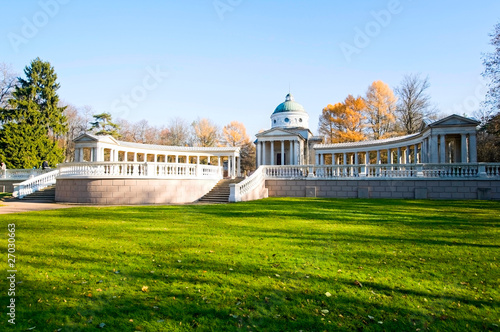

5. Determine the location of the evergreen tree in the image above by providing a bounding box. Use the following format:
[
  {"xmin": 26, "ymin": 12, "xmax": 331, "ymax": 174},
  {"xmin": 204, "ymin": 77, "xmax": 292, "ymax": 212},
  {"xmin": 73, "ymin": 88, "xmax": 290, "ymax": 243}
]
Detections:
[
  {"xmin": 0, "ymin": 58, "xmax": 67, "ymax": 168},
  {"xmin": 89, "ymin": 112, "xmax": 121, "ymax": 138}
]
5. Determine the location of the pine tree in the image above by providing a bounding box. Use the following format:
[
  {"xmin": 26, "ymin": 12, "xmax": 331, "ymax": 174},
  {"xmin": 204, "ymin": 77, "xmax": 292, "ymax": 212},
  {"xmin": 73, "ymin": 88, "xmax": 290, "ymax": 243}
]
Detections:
[
  {"xmin": 0, "ymin": 58, "xmax": 67, "ymax": 168},
  {"xmin": 89, "ymin": 112, "xmax": 121, "ymax": 138}
]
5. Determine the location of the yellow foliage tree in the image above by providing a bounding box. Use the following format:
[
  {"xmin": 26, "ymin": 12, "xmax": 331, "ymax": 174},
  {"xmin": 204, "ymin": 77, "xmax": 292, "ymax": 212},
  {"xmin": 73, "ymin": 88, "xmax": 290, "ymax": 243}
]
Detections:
[
  {"xmin": 365, "ymin": 80, "xmax": 398, "ymax": 140},
  {"xmin": 318, "ymin": 95, "xmax": 366, "ymax": 144},
  {"xmin": 192, "ymin": 118, "xmax": 220, "ymax": 147},
  {"xmin": 222, "ymin": 121, "xmax": 250, "ymax": 147},
  {"xmin": 222, "ymin": 121, "xmax": 256, "ymax": 173}
]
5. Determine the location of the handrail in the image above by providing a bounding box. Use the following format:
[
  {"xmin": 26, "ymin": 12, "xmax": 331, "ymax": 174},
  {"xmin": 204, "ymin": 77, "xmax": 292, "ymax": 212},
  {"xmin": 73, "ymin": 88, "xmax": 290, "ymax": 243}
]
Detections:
[
  {"xmin": 13, "ymin": 169, "xmax": 59, "ymax": 199},
  {"xmin": 58, "ymin": 162, "xmax": 223, "ymax": 180},
  {"xmin": 1, "ymin": 169, "xmax": 51, "ymax": 180},
  {"xmin": 230, "ymin": 166, "xmax": 266, "ymax": 202},
  {"xmin": 229, "ymin": 163, "xmax": 500, "ymax": 202}
]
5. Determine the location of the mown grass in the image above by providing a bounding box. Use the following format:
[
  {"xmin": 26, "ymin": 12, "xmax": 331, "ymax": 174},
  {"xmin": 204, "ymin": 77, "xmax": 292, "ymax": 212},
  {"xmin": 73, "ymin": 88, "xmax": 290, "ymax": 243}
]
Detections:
[{"xmin": 0, "ymin": 198, "xmax": 499, "ymax": 331}]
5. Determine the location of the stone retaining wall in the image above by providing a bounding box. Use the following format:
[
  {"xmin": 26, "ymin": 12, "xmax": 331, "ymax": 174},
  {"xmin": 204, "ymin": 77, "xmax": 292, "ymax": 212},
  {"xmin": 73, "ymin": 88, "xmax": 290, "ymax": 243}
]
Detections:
[
  {"xmin": 265, "ymin": 179, "xmax": 500, "ymax": 200},
  {"xmin": 0, "ymin": 180, "xmax": 19, "ymax": 193},
  {"xmin": 56, "ymin": 178, "xmax": 219, "ymax": 204}
]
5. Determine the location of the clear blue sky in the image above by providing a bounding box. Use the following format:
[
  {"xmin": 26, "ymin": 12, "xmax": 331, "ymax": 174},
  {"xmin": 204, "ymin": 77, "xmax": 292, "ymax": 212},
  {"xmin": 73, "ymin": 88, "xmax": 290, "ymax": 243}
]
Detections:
[{"xmin": 1, "ymin": 0, "xmax": 499, "ymax": 138}]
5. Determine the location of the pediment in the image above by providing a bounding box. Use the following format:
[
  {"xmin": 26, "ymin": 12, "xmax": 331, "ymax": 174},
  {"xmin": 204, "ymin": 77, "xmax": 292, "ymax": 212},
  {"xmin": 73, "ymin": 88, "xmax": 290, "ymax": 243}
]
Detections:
[
  {"xmin": 256, "ymin": 128, "xmax": 301, "ymax": 137},
  {"xmin": 428, "ymin": 114, "xmax": 480, "ymax": 128},
  {"xmin": 74, "ymin": 133, "xmax": 119, "ymax": 144}
]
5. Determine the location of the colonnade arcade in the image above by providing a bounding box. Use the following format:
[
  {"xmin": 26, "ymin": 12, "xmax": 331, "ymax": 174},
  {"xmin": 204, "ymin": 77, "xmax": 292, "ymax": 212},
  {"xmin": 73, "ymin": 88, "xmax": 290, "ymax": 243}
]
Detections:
[
  {"xmin": 73, "ymin": 134, "xmax": 241, "ymax": 178},
  {"xmin": 314, "ymin": 115, "xmax": 480, "ymax": 166}
]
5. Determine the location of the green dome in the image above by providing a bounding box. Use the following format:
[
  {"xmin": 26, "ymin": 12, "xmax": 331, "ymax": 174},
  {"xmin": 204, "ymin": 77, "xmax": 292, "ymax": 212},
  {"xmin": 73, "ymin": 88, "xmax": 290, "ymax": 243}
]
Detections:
[{"xmin": 273, "ymin": 93, "xmax": 306, "ymax": 114}]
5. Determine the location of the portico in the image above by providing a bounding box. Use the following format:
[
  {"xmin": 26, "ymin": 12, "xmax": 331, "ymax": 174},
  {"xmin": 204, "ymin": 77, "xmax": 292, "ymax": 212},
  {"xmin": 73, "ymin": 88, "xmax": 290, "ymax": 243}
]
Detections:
[
  {"xmin": 255, "ymin": 93, "xmax": 322, "ymax": 167},
  {"xmin": 73, "ymin": 134, "xmax": 242, "ymax": 178}
]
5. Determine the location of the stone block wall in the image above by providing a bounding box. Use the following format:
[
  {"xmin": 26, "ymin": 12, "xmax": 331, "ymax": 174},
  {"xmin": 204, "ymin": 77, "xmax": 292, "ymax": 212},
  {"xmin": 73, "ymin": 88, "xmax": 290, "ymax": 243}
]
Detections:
[
  {"xmin": 56, "ymin": 178, "xmax": 219, "ymax": 204},
  {"xmin": 0, "ymin": 180, "xmax": 19, "ymax": 193},
  {"xmin": 265, "ymin": 179, "xmax": 500, "ymax": 200}
]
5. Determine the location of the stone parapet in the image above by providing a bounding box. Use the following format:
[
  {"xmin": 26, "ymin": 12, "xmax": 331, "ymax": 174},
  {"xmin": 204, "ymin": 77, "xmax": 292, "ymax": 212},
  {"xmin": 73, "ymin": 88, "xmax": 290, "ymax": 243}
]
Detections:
[
  {"xmin": 265, "ymin": 178, "xmax": 500, "ymax": 200},
  {"xmin": 55, "ymin": 178, "xmax": 219, "ymax": 204}
]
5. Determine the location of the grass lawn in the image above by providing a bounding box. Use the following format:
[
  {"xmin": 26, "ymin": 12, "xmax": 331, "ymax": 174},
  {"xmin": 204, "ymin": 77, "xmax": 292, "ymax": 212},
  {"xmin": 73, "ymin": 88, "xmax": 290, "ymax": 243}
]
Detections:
[{"xmin": 0, "ymin": 198, "xmax": 499, "ymax": 331}]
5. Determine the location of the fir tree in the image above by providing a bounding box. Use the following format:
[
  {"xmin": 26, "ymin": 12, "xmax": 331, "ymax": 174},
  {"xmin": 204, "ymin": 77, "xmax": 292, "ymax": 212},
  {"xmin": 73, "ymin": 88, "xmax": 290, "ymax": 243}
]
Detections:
[{"xmin": 0, "ymin": 58, "xmax": 67, "ymax": 168}]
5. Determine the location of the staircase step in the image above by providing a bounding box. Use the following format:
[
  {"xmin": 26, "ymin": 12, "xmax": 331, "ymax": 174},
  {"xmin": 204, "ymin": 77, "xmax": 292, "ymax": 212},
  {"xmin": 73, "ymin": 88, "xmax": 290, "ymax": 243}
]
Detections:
[
  {"xmin": 197, "ymin": 178, "xmax": 245, "ymax": 203},
  {"xmin": 22, "ymin": 185, "xmax": 56, "ymax": 201}
]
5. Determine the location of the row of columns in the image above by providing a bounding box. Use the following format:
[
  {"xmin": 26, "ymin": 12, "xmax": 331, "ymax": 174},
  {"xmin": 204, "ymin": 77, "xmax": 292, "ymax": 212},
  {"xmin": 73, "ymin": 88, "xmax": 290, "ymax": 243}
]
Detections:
[
  {"xmin": 421, "ymin": 133, "xmax": 477, "ymax": 163},
  {"xmin": 316, "ymin": 133, "xmax": 478, "ymax": 166},
  {"xmin": 74, "ymin": 147, "xmax": 241, "ymax": 178},
  {"xmin": 256, "ymin": 139, "xmax": 304, "ymax": 167},
  {"xmin": 317, "ymin": 143, "xmax": 421, "ymax": 166}
]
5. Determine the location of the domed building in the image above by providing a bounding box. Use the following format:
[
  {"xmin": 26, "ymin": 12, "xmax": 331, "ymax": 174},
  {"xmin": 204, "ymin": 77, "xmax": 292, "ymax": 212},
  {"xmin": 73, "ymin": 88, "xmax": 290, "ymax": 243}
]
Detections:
[{"xmin": 255, "ymin": 93, "xmax": 322, "ymax": 166}]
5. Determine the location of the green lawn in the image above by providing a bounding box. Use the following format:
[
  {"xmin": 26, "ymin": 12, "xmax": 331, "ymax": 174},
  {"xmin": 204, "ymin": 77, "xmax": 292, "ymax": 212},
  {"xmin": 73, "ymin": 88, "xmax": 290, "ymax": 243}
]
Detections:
[{"xmin": 1, "ymin": 198, "xmax": 499, "ymax": 331}]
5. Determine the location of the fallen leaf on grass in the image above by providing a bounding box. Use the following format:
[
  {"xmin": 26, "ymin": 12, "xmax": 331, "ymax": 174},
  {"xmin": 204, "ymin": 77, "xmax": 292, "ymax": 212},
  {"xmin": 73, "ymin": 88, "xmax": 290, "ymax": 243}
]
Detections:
[
  {"xmin": 325, "ymin": 292, "xmax": 332, "ymax": 297},
  {"xmin": 354, "ymin": 280, "xmax": 363, "ymax": 288},
  {"xmin": 142, "ymin": 286, "xmax": 149, "ymax": 292},
  {"xmin": 96, "ymin": 289, "xmax": 103, "ymax": 292},
  {"xmin": 26, "ymin": 327, "xmax": 36, "ymax": 330}
]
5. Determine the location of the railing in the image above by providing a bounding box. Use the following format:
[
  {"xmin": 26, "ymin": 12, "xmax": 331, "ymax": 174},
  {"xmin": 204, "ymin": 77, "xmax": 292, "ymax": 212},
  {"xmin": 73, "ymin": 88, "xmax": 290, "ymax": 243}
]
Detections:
[
  {"xmin": 230, "ymin": 166, "xmax": 266, "ymax": 202},
  {"xmin": 13, "ymin": 169, "xmax": 59, "ymax": 199},
  {"xmin": 229, "ymin": 163, "xmax": 500, "ymax": 202},
  {"xmin": 1, "ymin": 169, "xmax": 51, "ymax": 180},
  {"xmin": 58, "ymin": 162, "xmax": 223, "ymax": 180}
]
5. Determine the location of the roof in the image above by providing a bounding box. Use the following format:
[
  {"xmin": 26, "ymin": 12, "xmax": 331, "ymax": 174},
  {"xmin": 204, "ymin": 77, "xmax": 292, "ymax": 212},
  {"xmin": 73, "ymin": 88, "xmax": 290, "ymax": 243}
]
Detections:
[
  {"xmin": 75, "ymin": 134, "xmax": 240, "ymax": 153},
  {"xmin": 273, "ymin": 93, "xmax": 307, "ymax": 114},
  {"xmin": 315, "ymin": 133, "xmax": 420, "ymax": 150}
]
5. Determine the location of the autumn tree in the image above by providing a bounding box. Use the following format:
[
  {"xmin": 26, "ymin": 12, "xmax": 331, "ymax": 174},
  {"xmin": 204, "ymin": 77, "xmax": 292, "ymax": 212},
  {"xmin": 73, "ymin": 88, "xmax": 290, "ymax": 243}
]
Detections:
[
  {"xmin": 365, "ymin": 80, "xmax": 398, "ymax": 139},
  {"xmin": 482, "ymin": 21, "xmax": 500, "ymax": 114},
  {"xmin": 89, "ymin": 112, "xmax": 120, "ymax": 138},
  {"xmin": 319, "ymin": 95, "xmax": 366, "ymax": 143},
  {"xmin": 395, "ymin": 74, "xmax": 435, "ymax": 134},
  {"xmin": 165, "ymin": 117, "xmax": 191, "ymax": 146},
  {"xmin": 62, "ymin": 104, "xmax": 93, "ymax": 162},
  {"xmin": 192, "ymin": 118, "xmax": 220, "ymax": 147},
  {"xmin": 222, "ymin": 121, "xmax": 256, "ymax": 173},
  {"xmin": 0, "ymin": 58, "xmax": 67, "ymax": 168}
]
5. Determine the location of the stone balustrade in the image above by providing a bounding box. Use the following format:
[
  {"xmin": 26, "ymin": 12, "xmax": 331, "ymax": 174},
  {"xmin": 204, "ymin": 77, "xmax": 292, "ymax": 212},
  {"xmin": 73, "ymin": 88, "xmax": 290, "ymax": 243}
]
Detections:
[{"xmin": 58, "ymin": 162, "xmax": 223, "ymax": 180}]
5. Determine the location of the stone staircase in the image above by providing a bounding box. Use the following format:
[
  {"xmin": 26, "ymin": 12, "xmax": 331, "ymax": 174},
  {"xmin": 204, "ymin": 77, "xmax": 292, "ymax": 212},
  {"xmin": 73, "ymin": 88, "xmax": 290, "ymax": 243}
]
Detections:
[
  {"xmin": 198, "ymin": 178, "xmax": 244, "ymax": 203},
  {"xmin": 22, "ymin": 185, "xmax": 56, "ymax": 202}
]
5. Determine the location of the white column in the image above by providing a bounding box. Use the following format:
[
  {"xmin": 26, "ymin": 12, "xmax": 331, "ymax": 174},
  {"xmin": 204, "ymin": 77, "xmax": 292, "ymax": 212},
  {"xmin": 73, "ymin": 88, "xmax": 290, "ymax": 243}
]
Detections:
[
  {"xmin": 281, "ymin": 140, "xmax": 285, "ymax": 166},
  {"xmin": 237, "ymin": 156, "xmax": 241, "ymax": 177},
  {"xmin": 270, "ymin": 142, "xmax": 275, "ymax": 165},
  {"xmin": 430, "ymin": 135, "xmax": 439, "ymax": 163},
  {"xmin": 364, "ymin": 152, "xmax": 369, "ymax": 164},
  {"xmin": 316, "ymin": 154, "xmax": 320, "ymax": 165},
  {"xmin": 289, "ymin": 141, "xmax": 294, "ymax": 165},
  {"xmin": 354, "ymin": 152, "xmax": 359, "ymax": 165},
  {"xmin": 343, "ymin": 153, "xmax": 347, "ymax": 165},
  {"xmin": 377, "ymin": 150, "xmax": 381, "ymax": 164},
  {"xmin": 256, "ymin": 141, "xmax": 261, "ymax": 167},
  {"xmin": 461, "ymin": 134, "xmax": 468, "ymax": 163},
  {"xmin": 262, "ymin": 141, "xmax": 267, "ymax": 165},
  {"xmin": 439, "ymin": 135, "xmax": 446, "ymax": 163},
  {"xmin": 469, "ymin": 133, "xmax": 477, "ymax": 163},
  {"xmin": 232, "ymin": 155, "xmax": 237, "ymax": 177},
  {"xmin": 388, "ymin": 149, "xmax": 392, "ymax": 164},
  {"xmin": 295, "ymin": 141, "xmax": 301, "ymax": 165},
  {"xmin": 413, "ymin": 145, "xmax": 418, "ymax": 164}
]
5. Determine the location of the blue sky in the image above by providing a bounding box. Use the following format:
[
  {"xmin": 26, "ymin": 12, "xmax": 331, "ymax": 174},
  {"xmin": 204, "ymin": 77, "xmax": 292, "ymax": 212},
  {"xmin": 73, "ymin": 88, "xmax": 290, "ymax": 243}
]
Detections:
[{"xmin": 1, "ymin": 0, "xmax": 499, "ymax": 138}]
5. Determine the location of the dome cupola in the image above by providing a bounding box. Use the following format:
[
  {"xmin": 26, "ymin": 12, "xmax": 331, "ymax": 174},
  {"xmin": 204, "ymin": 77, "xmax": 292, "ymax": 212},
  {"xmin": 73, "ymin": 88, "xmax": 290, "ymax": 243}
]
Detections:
[{"xmin": 271, "ymin": 93, "xmax": 309, "ymax": 129}]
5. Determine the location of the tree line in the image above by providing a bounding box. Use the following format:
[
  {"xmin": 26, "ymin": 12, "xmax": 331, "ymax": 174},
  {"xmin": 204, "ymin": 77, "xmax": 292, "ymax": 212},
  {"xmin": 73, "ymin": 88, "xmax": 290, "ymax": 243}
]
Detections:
[
  {"xmin": 0, "ymin": 58, "xmax": 255, "ymax": 171},
  {"xmin": 0, "ymin": 21, "xmax": 499, "ymax": 168},
  {"xmin": 318, "ymin": 75, "xmax": 437, "ymax": 144}
]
